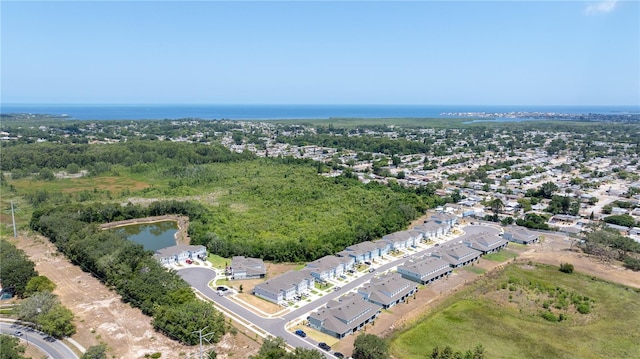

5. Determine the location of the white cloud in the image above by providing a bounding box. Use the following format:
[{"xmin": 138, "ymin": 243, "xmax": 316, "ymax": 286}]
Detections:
[{"xmin": 585, "ymin": 0, "xmax": 619, "ymax": 15}]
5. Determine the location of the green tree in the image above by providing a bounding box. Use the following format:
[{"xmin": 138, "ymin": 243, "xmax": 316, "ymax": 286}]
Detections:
[
  {"xmin": 24, "ymin": 275, "xmax": 56, "ymax": 297},
  {"xmin": 81, "ymin": 345, "xmax": 107, "ymax": 359},
  {"xmin": 0, "ymin": 334, "xmax": 28, "ymax": 359},
  {"xmin": 15, "ymin": 292, "xmax": 58, "ymax": 323},
  {"xmin": 0, "ymin": 239, "xmax": 38, "ymax": 298},
  {"xmin": 352, "ymin": 333, "xmax": 389, "ymax": 359},
  {"xmin": 39, "ymin": 305, "xmax": 76, "ymax": 338}
]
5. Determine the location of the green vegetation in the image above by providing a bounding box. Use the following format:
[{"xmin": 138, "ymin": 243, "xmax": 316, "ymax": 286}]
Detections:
[
  {"xmin": 15, "ymin": 292, "xmax": 76, "ymax": 338},
  {"xmin": 0, "ymin": 239, "xmax": 37, "ymax": 298},
  {"xmin": 0, "ymin": 334, "xmax": 29, "ymax": 359},
  {"xmin": 29, "ymin": 201, "xmax": 227, "ymax": 345},
  {"xmin": 603, "ymin": 214, "xmax": 637, "ymax": 228},
  {"xmin": 481, "ymin": 251, "xmax": 517, "ymax": 262},
  {"xmin": 559, "ymin": 263, "xmax": 574, "ymax": 274},
  {"xmin": 250, "ymin": 336, "xmax": 324, "ymax": 359},
  {"xmin": 353, "ymin": 333, "xmax": 390, "ymax": 359},
  {"xmin": 389, "ymin": 263, "xmax": 640, "ymax": 359},
  {"xmin": 429, "ymin": 344, "xmax": 485, "ymax": 359},
  {"xmin": 581, "ymin": 228, "xmax": 640, "ymax": 271},
  {"xmin": 81, "ymin": 345, "xmax": 108, "ymax": 359}
]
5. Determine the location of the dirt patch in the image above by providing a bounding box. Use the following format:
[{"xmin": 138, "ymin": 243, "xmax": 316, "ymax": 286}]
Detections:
[
  {"xmin": 9, "ymin": 233, "xmax": 260, "ymax": 359},
  {"xmin": 99, "ymin": 215, "xmax": 191, "ymax": 245}
]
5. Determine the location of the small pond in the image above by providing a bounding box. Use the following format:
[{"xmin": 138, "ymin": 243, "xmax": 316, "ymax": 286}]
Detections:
[{"xmin": 114, "ymin": 221, "xmax": 178, "ymax": 251}]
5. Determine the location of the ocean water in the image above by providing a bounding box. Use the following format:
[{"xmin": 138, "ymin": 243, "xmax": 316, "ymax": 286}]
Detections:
[{"xmin": 1, "ymin": 103, "xmax": 638, "ymax": 121}]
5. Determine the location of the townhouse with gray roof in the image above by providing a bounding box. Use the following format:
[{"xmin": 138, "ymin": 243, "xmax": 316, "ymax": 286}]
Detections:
[
  {"xmin": 397, "ymin": 256, "xmax": 452, "ymax": 284},
  {"xmin": 431, "ymin": 244, "xmax": 482, "ymax": 268},
  {"xmin": 253, "ymin": 269, "xmax": 315, "ymax": 305},
  {"xmin": 307, "ymin": 293, "xmax": 382, "ymax": 339},
  {"xmin": 502, "ymin": 226, "xmax": 539, "ymax": 245},
  {"xmin": 463, "ymin": 233, "xmax": 508, "ymax": 254},
  {"xmin": 154, "ymin": 244, "xmax": 207, "ymax": 266},
  {"xmin": 340, "ymin": 241, "xmax": 379, "ymax": 263},
  {"xmin": 306, "ymin": 255, "xmax": 354, "ymax": 281},
  {"xmin": 357, "ymin": 273, "xmax": 417, "ymax": 309},
  {"xmin": 413, "ymin": 220, "xmax": 449, "ymax": 240},
  {"xmin": 228, "ymin": 256, "xmax": 266, "ymax": 280},
  {"xmin": 382, "ymin": 231, "xmax": 416, "ymax": 250}
]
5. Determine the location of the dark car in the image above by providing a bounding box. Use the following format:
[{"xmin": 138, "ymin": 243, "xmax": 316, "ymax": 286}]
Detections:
[
  {"xmin": 294, "ymin": 329, "xmax": 307, "ymax": 337},
  {"xmin": 334, "ymin": 352, "xmax": 345, "ymax": 358},
  {"xmin": 318, "ymin": 342, "xmax": 331, "ymax": 351},
  {"xmin": 364, "ymin": 261, "xmax": 372, "ymax": 265}
]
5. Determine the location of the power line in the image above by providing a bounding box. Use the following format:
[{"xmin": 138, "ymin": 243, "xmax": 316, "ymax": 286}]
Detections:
[{"xmin": 192, "ymin": 326, "xmax": 215, "ymax": 359}]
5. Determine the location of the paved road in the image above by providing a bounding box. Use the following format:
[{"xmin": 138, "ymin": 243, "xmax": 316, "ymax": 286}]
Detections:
[
  {"xmin": 0, "ymin": 322, "xmax": 79, "ymax": 359},
  {"xmin": 179, "ymin": 225, "xmax": 500, "ymax": 357}
]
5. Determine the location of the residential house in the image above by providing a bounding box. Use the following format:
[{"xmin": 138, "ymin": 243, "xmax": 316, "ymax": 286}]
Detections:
[
  {"xmin": 431, "ymin": 244, "xmax": 482, "ymax": 268},
  {"xmin": 397, "ymin": 256, "xmax": 452, "ymax": 284},
  {"xmin": 463, "ymin": 233, "xmax": 508, "ymax": 254},
  {"xmin": 228, "ymin": 256, "xmax": 266, "ymax": 280},
  {"xmin": 341, "ymin": 241, "xmax": 378, "ymax": 263},
  {"xmin": 382, "ymin": 231, "xmax": 413, "ymax": 250},
  {"xmin": 253, "ymin": 269, "xmax": 315, "ymax": 305},
  {"xmin": 357, "ymin": 273, "xmax": 417, "ymax": 309},
  {"xmin": 154, "ymin": 244, "xmax": 207, "ymax": 266},
  {"xmin": 502, "ymin": 226, "xmax": 539, "ymax": 245},
  {"xmin": 307, "ymin": 293, "xmax": 382, "ymax": 339},
  {"xmin": 306, "ymin": 255, "xmax": 347, "ymax": 281}
]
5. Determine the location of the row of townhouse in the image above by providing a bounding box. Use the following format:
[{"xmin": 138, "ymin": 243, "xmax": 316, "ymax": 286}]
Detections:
[
  {"xmin": 398, "ymin": 233, "xmax": 509, "ymax": 284},
  {"xmin": 253, "ymin": 269, "xmax": 316, "ymax": 304},
  {"xmin": 253, "ymin": 213, "xmax": 458, "ymax": 305},
  {"xmin": 154, "ymin": 244, "xmax": 207, "ymax": 266},
  {"xmin": 308, "ymin": 273, "xmax": 418, "ymax": 339}
]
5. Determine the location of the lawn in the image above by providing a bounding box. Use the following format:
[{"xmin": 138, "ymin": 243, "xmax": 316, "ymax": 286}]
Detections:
[
  {"xmin": 388, "ymin": 263, "xmax": 640, "ymax": 359},
  {"xmin": 208, "ymin": 253, "xmax": 230, "ymax": 269},
  {"xmin": 482, "ymin": 250, "xmax": 517, "ymax": 262},
  {"xmin": 462, "ymin": 266, "xmax": 486, "ymax": 275}
]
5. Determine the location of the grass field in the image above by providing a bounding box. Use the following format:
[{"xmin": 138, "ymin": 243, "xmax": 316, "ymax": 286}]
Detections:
[
  {"xmin": 388, "ymin": 263, "xmax": 640, "ymax": 359},
  {"xmin": 482, "ymin": 250, "xmax": 518, "ymax": 262}
]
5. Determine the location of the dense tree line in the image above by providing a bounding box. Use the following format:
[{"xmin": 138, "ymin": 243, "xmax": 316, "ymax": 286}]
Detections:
[
  {"xmin": 29, "ymin": 203, "xmax": 227, "ymax": 345},
  {"xmin": 277, "ymin": 133, "xmax": 432, "ymax": 155},
  {"xmin": 581, "ymin": 227, "xmax": 640, "ymax": 271},
  {"xmin": 0, "ymin": 239, "xmax": 37, "ymax": 298},
  {"xmin": 1, "ymin": 140, "xmax": 254, "ymax": 175}
]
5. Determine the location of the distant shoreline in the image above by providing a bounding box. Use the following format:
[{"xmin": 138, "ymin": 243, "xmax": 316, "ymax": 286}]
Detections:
[{"xmin": 2, "ymin": 103, "xmax": 637, "ymax": 121}]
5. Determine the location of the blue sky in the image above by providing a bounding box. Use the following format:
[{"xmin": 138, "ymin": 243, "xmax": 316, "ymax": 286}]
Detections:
[{"xmin": 1, "ymin": 1, "xmax": 639, "ymax": 105}]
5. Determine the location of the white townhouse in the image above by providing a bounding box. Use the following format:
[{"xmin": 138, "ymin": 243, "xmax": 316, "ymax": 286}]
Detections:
[{"xmin": 253, "ymin": 269, "xmax": 315, "ymax": 305}]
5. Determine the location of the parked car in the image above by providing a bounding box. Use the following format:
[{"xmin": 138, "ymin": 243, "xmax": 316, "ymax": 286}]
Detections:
[
  {"xmin": 364, "ymin": 261, "xmax": 372, "ymax": 265},
  {"xmin": 334, "ymin": 286, "xmax": 341, "ymax": 291},
  {"xmin": 334, "ymin": 352, "xmax": 345, "ymax": 358},
  {"xmin": 368, "ymin": 268, "xmax": 375, "ymax": 273},
  {"xmin": 13, "ymin": 331, "xmax": 23, "ymax": 337},
  {"xmin": 185, "ymin": 259, "xmax": 193, "ymax": 264},
  {"xmin": 318, "ymin": 342, "xmax": 331, "ymax": 351},
  {"xmin": 294, "ymin": 329, "xmax": 307, "ymax": 337}
]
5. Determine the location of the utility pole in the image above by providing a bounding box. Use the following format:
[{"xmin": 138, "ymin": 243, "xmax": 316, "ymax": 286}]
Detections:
[
  {"xmin": 11, "ymin": 201, "xmax": 17, "ymax": 238},
  {"xmin": 192, "ymin": 327, "xmax": 215, "ymax": 359}
]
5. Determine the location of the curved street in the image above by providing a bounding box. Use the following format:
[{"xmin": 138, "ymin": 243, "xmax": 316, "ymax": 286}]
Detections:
[
  {"xmin": 178, "ymin": 224, "xmax": 500, "ymax": 358},
  {"xmin": 0, "ymin": 321, "xmax": 80, "ymax": 359}
]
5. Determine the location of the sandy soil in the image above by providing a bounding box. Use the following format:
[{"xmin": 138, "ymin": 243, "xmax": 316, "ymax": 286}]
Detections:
[{"xmin": 9, "ymin": 233, "xmax": 260, "ymax": 359}]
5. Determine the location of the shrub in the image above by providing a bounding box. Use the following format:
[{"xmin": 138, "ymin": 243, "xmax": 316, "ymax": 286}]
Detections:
[
  {"xmin": 559, "ymin": 263, "xmax": 574, "ymax": 274},
  {"xmin": 577, "ymin": 302, "xmax": 591, "ymax": 314},
  {"xmin": 541, "ymin": 311, "xmax": 558, "ymax": 322}
]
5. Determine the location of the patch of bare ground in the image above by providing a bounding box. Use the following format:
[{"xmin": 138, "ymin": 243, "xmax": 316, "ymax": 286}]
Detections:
[{"xmin": 10, "ymin": 232, "xmax": 260, "ymax": 359}]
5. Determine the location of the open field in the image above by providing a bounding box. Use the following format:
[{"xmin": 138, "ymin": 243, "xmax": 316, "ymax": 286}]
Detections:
[{"xmin": 388, "ymin": 263, "xmax": 640, "ymax": 359}]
